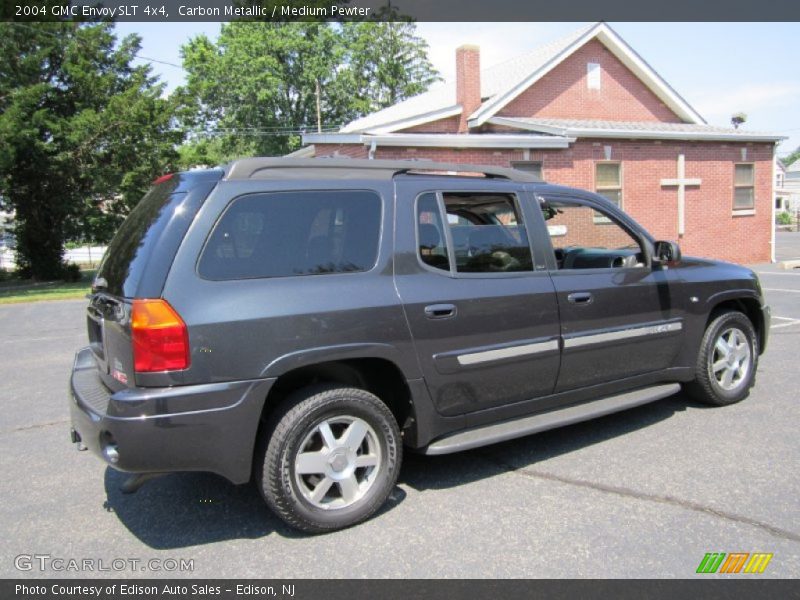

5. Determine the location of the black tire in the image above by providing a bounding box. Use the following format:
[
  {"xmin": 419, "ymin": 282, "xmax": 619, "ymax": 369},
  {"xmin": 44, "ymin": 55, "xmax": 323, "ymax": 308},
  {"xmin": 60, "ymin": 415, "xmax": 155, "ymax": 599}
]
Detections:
[
  {"xmin": 682, "ymin": 310, "xmax": 758, "ymax": 406},
  {"xmin": 255, "ymin": 385, "xmax": 402, "ymax": 534}
]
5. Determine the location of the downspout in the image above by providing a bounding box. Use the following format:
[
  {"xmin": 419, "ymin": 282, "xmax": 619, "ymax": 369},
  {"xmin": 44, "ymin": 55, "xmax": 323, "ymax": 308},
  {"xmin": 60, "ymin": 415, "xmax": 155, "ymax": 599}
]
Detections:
[
  {"xmin": 772, "ymin": 145, "xmax": 777, "ymax": 263},
  {"xmin": 368, "ymin": 139, "xmax": 377, "ymax": 160}
]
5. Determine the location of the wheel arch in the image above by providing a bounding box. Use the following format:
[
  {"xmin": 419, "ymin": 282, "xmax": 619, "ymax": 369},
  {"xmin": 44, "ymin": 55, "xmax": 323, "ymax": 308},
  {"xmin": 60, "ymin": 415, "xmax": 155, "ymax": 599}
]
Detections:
[{"xmin": 705, "ymin": 293, "xmax": 765, "ymax": 354}]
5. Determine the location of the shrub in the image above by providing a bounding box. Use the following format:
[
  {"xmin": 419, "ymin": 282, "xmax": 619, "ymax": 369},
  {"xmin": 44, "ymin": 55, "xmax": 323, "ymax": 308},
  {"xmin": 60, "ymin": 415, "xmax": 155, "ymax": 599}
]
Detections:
[
  {"xmin": 777, "ymin": 211, "xmax": 793, "ymax": 225},
  {"xmin": 61, "ymin": 262, "xmax": 82, "ymax": 282}
]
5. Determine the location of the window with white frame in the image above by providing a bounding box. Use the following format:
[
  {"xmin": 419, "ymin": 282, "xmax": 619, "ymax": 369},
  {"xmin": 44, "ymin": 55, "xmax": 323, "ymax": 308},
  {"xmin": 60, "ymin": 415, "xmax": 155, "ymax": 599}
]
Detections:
[
  {"xmin": 595, "ymin": 162, "xmax": 622, "ymax": 208},
  {"xmin": 734, "ymin": 163, "xmax": 755, "ymax": 211}
]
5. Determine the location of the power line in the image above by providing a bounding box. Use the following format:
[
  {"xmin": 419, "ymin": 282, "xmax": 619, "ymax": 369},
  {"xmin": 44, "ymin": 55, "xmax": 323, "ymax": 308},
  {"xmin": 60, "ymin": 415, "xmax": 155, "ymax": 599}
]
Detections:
[{"xmin": 8, "ymin": 22, "xmax": 184, "ymax": 70}]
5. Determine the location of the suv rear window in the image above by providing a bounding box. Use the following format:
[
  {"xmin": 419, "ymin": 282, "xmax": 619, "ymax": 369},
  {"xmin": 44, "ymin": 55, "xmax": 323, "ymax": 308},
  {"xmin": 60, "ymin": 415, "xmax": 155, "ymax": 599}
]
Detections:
[
  {"xmin": 198, "ymin": 190, "xmax": 382, "ymax": 280},
  {"xmin": 97, "ymin": 176, "xmax": 185, "ymax": 297}
]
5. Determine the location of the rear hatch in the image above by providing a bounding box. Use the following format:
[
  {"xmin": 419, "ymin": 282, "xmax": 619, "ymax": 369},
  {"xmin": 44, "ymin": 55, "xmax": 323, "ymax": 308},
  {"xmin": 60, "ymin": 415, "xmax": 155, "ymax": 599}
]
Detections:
[{"xmin": 88, "ymin": 170, "xmax": 221, "ymax": 391}]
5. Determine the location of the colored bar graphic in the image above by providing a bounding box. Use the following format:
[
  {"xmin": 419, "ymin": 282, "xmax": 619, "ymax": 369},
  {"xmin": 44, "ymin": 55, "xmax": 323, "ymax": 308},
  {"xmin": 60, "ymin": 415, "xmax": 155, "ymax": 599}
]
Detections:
[
  {"xmin": 743, "ymin": 553, "xmax": 773, "ymax": 574},
  {"xmin": 697, "ymin": 553, "xmax": 726, "ymax": 574},
  {"xmin": 696, "ymin": 552, "xmax": 773, "ymax": 574},
  {"xmin": 719, "ymin": 553, "xmax": 749, "ymax": 573}
]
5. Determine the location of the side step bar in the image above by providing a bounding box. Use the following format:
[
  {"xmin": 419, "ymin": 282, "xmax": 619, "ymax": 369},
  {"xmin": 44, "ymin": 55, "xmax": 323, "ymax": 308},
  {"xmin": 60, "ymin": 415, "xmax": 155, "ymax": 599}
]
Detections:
[{"xmin": 423, "ymin": 383, "xmax": 681, "ymax": 455}]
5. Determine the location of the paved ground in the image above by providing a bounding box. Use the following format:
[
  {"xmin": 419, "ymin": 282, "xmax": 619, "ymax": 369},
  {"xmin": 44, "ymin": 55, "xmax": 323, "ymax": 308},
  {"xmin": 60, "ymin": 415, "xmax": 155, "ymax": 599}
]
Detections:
[
  {"xmin": 1, "ymin": 256, "xmax": 799, "ymax": 578},
  {"xmin": 776, "ymin": 231, "xmax": 800, "ymax": 262}
]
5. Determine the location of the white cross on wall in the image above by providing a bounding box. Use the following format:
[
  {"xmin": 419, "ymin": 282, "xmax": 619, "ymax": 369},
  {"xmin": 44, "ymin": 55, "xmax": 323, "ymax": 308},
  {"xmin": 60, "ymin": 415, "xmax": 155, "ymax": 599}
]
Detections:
[{"xmin": 660, "ymin": 153, "xmax": 701, "ymax": 236}]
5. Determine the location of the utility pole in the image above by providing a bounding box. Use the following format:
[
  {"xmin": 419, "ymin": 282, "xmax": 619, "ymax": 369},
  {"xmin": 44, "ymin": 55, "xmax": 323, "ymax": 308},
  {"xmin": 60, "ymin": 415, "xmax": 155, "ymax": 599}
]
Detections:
[{"xmin": 315, "ymin": 79, "xmax": 322, "ymax": 133}]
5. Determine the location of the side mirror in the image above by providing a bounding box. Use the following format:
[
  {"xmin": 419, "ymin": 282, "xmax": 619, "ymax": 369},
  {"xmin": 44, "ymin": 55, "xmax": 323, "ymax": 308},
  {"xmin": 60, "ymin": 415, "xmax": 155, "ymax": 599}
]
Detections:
[{"xmin": 654, "ymin": 240, "xmax": 681, "ymax": 263}]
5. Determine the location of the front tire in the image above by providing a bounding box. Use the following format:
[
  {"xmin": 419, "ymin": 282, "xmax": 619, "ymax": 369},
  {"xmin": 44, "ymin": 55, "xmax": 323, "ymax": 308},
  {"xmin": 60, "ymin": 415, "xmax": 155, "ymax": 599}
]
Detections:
[
  {"xmin": 682, "ymin": 310, "xmax": 758, "ymax": 406},
  {"xmin": 256, "ymin": 385, "xmax": 402, "ymax": 533}
]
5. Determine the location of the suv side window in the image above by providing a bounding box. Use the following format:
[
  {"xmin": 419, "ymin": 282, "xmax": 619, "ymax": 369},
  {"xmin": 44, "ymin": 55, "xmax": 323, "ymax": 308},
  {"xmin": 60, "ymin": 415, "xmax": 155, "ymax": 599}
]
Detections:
[
  {"xmin": 541, "ymin": 197, "xmax": 645, "ymax": 270},
  {"xmin": 417, "ymin": 193, "xmax": 450, "ymax": 271},
  {"xmin": 199, "ymin": 190, "xmax": 381, "ymax": 280},
  {"xmin": 416, "ymin": 192, "xmax": 533, "ymax": 274}
]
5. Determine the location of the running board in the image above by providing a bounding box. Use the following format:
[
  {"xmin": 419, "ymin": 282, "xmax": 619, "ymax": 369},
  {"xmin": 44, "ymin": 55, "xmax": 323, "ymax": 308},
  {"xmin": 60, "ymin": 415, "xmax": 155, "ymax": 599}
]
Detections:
[{"xmin": 423, "ymin": 383, "xmax": 681, "ymax": 455}]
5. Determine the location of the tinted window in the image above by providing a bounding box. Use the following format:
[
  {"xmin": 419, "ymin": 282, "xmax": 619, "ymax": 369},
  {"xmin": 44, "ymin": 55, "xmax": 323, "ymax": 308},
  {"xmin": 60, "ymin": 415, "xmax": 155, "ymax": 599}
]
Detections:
[
  {"xmin": 444, "ymin": 193, "xmax": 533, "ymax": 273},
  {"xmin": 97, "ymin": 176, "xmax": 186, "ymax": 297},
  {"xmin": 417, "ymin": 193, "xmax": 450, "ymax": 271},
  {"xmin": 199, "ymin": 191, "xmax": 381, "ymax": 280}
]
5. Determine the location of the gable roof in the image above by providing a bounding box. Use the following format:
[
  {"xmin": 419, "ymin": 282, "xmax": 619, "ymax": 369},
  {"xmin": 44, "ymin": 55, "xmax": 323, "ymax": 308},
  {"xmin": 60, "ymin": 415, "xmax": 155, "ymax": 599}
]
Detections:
[{"xmin": 341, "ymin": 22, "xmax": 705, "ymax": 135}]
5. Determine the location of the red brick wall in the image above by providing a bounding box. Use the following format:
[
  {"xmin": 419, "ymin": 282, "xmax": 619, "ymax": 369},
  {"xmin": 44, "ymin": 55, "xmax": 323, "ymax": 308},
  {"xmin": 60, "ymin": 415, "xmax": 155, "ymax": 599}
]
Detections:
[
  {"xmin": 498, "ymin": 39, "xmax": 684, "ymax": 123},
  {"xmin": 313, "ymin": 140, "xmax": 774, "ymax": 264},
  {"xmin": 456, "ymin": 45, "xmax": 481, "ymax": 133}
]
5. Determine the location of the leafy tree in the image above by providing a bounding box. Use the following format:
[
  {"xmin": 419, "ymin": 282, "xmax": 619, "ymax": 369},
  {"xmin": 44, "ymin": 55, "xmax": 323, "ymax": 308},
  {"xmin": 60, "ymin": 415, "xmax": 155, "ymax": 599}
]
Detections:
[
  {"xmin": 730, "ymin": 111, "xmax": 747, "ymax": 129},
  {"xmin": 340, "ymin": 7, "xmax": 441, "ymax": 117},
  {"xmin": 782, "ymin": 146, "xmax": 800, "ymax": 169},
  {"xmin": 178, "ymin": 19, "xmax": 439, "ymax": 166},
  {"xmin": 0, "ymin": 23, "xmax": 181, "ymax": 279}
]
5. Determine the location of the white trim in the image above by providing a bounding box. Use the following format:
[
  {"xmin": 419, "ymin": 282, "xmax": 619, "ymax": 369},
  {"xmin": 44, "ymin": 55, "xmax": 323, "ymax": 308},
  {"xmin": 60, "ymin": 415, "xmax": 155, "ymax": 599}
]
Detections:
[
  {"xmin": 342, "ymin": 106, "xmax": 462, "ymax": 134},
  {"xmin": 366, "ymin": 133, "xmax": 573, "ymax": 149},
  {"xmin": 302, "ymin": 133, "xmax": 364, "ymax": 145},
  {"xmin": 469, "ymin": 23, "xmax": 706, "ymax": 128},
  {"xmin": 457, "ymin": 339, "xmax": 559, "ymax": 366},
  {"xmin": 304, "ymin": 132, "xmax": 574, "ymax": 149},
  {"xmin": 732, "ymin": 209, "xmax": 756, "ymax": 216}
]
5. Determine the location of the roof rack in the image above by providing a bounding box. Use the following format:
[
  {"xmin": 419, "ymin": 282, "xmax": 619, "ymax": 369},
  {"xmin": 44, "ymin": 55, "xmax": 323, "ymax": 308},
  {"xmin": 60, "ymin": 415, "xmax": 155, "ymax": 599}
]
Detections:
[{"xmin": 224, "ymin": 157, "xmax": 542, "ymax": 183}]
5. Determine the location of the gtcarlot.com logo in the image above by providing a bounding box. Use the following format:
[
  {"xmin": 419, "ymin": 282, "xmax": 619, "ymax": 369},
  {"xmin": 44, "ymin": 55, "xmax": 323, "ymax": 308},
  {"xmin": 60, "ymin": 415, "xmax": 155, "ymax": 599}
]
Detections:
[
  {"xmin": 696, "ymin": 552, "xmax": 773, "ymax": 574},
  {"xmin": 14, "ymin": 554, "xmax": 194, "ymax": 573}
]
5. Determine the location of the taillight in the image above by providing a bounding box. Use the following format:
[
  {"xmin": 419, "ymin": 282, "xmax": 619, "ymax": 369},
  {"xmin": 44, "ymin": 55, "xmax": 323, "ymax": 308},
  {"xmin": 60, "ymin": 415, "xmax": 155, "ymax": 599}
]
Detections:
[{"xmin": 131, "ymin": 299, "xmax": 189, "ymax": 372}]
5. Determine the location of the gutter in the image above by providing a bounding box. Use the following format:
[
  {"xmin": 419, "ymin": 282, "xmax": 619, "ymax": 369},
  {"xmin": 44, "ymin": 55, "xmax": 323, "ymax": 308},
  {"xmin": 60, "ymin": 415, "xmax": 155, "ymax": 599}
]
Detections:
[{"xmin": 302, "ymin": 132, "xmax": 573, "ymax": 149}]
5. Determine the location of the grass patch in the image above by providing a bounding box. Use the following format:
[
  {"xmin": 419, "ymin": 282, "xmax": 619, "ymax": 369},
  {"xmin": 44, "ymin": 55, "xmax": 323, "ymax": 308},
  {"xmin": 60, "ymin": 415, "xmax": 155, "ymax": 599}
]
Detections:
[{"xmin": 0, "ymin": 269, "xmax": 96, "ymax": 304}]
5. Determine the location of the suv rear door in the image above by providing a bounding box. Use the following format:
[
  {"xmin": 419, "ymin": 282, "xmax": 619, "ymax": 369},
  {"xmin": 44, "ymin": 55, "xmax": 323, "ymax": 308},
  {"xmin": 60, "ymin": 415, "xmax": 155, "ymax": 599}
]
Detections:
[{"xmin": 393, "ymin": 175, "xmax": 560, "ymax": 417}]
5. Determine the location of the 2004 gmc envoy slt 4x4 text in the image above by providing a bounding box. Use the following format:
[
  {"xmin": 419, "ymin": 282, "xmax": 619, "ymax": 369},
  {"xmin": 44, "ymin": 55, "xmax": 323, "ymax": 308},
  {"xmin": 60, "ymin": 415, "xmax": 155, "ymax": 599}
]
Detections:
[{"xmin": 69, "ymin": 158, "xmax": 769, "ymax": 533}]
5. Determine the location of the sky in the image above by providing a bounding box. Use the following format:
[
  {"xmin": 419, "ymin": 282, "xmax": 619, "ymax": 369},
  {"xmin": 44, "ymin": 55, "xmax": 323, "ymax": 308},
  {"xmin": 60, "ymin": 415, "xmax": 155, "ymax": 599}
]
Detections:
[{"xmin": 114, "ymin": 21, "xmax": 800, "ymax": 158}]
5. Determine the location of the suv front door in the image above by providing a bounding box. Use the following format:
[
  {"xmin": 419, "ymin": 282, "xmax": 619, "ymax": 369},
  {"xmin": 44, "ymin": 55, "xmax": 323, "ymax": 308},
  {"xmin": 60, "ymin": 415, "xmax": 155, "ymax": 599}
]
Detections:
[
  {"xmin": 393, "ymin": 176, "xmax": 560, "ymax": 417},
  {"xmin": 536, "ymin": 193, "xmax": 685, "ymax": 392}
]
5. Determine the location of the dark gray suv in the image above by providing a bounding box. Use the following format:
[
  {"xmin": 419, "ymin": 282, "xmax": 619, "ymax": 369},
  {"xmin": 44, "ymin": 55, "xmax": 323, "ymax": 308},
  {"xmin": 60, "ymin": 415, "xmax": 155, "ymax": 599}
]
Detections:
[{"xmin": 70, "ymin": 158, "xmax": 769, "ymax": 533}]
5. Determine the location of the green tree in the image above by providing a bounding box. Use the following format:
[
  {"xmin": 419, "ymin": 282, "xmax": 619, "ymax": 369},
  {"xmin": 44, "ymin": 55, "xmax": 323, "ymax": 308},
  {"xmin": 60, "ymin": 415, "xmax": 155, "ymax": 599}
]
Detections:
[
  {"xmin": 177, "ymin": 19, "xmax": 439, "ymax": 167},
  {"xmin": 340, "ymin": 7, "xmax": 441, "ymax": 117},
  {"xmin": 782, "ymin": 146, "xmax": 800, "ymax": 169},
  {"xmin": 0, "ymin": 23, "xmax": 181, "ymax": 280}
]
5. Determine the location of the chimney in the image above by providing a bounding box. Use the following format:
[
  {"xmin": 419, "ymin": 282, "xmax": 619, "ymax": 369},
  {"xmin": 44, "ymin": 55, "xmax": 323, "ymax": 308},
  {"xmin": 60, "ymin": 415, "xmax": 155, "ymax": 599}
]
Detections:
[{"xmin": 455, "ymin": 45, "xmax": 481, "ymax": 133}]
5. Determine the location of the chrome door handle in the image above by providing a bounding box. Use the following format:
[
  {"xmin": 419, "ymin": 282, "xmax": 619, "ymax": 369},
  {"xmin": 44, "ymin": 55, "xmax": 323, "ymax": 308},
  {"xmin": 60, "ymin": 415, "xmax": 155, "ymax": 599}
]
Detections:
[
  {"xmin": 424, "ymin": 304, "xmax": 456, "ymax": 319},
  {"xmin": 567, "ymin": 292, "xmax": 593, "ymax": 305}
]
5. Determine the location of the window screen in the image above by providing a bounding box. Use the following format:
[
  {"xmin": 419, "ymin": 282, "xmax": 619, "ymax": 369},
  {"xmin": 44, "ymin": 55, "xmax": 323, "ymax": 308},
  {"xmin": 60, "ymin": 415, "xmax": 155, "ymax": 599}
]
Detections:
[{"xmin": 199, "ymin": 191, "xmax": 381, "ymax": 280}]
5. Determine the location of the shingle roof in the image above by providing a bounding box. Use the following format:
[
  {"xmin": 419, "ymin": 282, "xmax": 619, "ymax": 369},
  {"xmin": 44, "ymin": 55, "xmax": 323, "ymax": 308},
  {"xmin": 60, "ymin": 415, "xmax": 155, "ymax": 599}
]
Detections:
[
  {"xmin": 500, "ymin": 117, "xmax": 764, "ymax": 135},
  {"xmin": 786, "ymin": 159, "xmax": 800, "ymax": 173},
  {"xmin": 490, "ymin": 117, "xmax": 784, "ymax": 142},
  {"xmin": 341, "ymin": 24, "xmax": 595, "ymax": 134}
]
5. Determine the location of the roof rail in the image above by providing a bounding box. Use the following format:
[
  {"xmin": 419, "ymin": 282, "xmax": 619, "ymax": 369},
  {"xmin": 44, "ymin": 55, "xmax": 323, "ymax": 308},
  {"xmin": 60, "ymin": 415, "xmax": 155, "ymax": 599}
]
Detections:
[{"xmin": 224, "ymin": 157, "xmax": 542, "ymax": 183}]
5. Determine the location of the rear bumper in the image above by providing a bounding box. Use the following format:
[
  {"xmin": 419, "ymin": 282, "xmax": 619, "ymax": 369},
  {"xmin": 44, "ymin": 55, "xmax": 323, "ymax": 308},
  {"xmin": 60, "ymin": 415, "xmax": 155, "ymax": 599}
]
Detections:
[{"xmin": 69, "ymin": 347, "xmax": 274, "ymax": 484}]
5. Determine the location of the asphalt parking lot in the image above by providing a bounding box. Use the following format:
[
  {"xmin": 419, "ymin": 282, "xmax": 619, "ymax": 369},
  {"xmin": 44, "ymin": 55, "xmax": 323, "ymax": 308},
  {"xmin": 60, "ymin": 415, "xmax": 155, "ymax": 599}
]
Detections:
[{"xmin": 1, "ymin": 246, "xmax": 799, "ymax": 579}]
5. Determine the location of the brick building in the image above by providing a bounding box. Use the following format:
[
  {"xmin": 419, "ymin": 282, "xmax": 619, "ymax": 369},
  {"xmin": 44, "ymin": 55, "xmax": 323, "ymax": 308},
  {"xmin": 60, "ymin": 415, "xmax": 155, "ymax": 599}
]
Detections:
[{"xmin": 301, "ymin": 23, "xmax": 784, "ymax": 264}]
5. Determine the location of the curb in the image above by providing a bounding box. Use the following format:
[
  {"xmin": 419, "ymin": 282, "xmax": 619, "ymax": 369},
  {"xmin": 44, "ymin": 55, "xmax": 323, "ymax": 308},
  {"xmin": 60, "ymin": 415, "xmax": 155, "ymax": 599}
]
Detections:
[{"xmin": 779, "ymin": 259, "xmax": 800, "ymax": 270}]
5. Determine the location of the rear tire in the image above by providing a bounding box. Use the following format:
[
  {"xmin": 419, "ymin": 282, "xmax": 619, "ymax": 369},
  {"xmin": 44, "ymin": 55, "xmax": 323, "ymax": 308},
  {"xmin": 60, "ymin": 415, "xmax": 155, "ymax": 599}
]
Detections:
[
  {"xmin": 682, "ymin": 310, "xmax": 758, "ymax": 406},
  {"xmin": 255, "ymin": 385, "xmax": 402, "ymax": 533}
]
